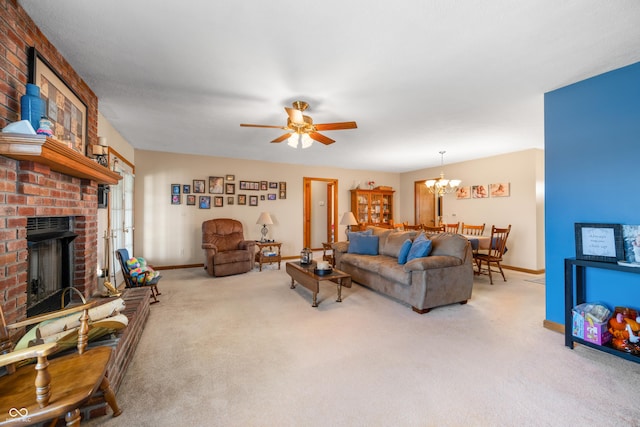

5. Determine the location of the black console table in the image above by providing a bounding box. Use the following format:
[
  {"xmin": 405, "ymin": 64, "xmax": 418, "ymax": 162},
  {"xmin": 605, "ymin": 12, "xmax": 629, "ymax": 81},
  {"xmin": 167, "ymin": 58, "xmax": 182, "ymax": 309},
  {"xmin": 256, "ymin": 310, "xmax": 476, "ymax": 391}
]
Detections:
[{"xmin": 564, "ymin": 257, "xmax": 640, "ymax": 363}]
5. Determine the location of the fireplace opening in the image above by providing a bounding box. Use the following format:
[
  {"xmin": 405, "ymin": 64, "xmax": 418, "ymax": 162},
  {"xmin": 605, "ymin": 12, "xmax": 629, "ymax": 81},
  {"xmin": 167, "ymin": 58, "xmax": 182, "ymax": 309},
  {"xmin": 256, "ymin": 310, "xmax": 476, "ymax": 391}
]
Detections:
[{"xmin": 26, "ymin": 217, "xmax": 77, "ymax": 317}]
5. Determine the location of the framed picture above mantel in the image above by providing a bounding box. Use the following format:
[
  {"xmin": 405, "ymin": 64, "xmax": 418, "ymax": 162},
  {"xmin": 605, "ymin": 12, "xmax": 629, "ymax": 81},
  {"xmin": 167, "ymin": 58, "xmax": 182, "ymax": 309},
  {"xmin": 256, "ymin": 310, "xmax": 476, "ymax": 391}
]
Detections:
[{"xmin": 28, "ymin": 47, "xmax": 88, "ymax": 156}]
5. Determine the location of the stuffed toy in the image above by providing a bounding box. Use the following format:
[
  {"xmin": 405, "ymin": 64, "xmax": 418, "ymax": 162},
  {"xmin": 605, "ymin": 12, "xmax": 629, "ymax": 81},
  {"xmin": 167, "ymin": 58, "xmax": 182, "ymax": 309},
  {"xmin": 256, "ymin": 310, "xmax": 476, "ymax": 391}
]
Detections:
[
  {"xmin": 608, "ymin": 307, "xmax": 640, "ymax": 354},
  {"xmin": 126, "ymin": 257, "xmax": 160, "ymax": 285}
]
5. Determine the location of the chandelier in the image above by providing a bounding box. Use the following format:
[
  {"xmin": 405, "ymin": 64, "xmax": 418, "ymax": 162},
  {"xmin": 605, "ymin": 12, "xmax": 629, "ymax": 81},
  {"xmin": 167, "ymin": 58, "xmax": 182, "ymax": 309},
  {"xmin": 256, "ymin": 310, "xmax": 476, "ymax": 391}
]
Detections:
[{"xmin": 425, "ymin": 151, "xmax": 461, "ymax": 195}]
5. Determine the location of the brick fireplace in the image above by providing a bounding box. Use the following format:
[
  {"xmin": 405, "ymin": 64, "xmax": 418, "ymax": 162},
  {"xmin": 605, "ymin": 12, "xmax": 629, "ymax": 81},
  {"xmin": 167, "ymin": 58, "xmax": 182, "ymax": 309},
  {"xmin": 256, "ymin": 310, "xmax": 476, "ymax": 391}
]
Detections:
[
  {"xmin": 0, "ymin": 135, "xmax": 120, "ymax": 332},
  {"xmin": 0, "ymin": 154, "xmax": 98, "ymax": 327},
  {"xmin": 1, "ymin": 0, "xmax": 110, "ymax": 330}
]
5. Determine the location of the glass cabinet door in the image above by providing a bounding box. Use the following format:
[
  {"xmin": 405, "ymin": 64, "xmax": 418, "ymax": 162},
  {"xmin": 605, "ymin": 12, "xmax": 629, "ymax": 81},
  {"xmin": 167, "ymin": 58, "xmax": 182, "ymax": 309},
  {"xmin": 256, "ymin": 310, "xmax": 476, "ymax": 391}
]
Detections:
[
  {"xmin": 382, "ymin": 194, "xmax": 392, "ymax": 225},
  {"xmin": 371, "ymin": 194, "xmax": 383, "ymax": 224},
  {"xmin": 357, "ymin": 194, "xmax": 369, "ymax": 224}
]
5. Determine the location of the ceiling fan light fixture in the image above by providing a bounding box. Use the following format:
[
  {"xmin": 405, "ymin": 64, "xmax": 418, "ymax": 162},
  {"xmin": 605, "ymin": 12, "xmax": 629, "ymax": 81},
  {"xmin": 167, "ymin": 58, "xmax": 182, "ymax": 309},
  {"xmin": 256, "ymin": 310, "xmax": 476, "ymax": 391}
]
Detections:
[
  {"xmin": 287, "ymin": 132, "xmax": 314, "ymax": 149},
  {"xmin": 241, "ymin": 100, "xmax": 356, "ymax": 146},
  {"xmin": 287, "ymin": 134, "xmax": 298, "ymax": 148},
  {"xmin": 300, "ymin": 133, "xmax": 313, "ymax": 149}
]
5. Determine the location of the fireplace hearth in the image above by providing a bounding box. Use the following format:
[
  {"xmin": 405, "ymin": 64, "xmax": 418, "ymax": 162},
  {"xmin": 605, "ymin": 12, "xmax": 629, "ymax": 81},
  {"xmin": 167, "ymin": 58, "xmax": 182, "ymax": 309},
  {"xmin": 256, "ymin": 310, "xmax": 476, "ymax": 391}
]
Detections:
[{"xmin": 26, "ymin": 217, "xmax": 78, "ymax": 317}]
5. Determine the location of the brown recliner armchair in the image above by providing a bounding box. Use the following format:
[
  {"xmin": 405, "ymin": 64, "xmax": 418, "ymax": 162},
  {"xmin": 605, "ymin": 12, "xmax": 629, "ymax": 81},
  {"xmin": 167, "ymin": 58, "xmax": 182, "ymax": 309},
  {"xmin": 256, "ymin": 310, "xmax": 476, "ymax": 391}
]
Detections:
[{"xmin": 202, "ymin": 218, "xmax": 256, "ymax": 277}]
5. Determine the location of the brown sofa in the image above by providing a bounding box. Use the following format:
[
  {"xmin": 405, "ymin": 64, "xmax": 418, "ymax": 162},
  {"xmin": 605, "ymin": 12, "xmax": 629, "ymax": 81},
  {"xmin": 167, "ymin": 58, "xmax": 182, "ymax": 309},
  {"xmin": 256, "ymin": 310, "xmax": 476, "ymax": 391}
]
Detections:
[
  {"xmin": 333, "ymin": 227, "xmax": 474, "ymax": 313},
  {"xmin": 202, "ymin": 218, "xmax": 256, "ymax": 277}
]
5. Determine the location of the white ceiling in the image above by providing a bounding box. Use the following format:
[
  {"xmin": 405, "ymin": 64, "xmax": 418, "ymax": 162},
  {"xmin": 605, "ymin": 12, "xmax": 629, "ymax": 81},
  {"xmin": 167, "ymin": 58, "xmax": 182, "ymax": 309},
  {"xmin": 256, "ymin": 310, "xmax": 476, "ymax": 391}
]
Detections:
[{"xmin": 19, "ymin": 0, "xmax": 640, "ymax": 172}]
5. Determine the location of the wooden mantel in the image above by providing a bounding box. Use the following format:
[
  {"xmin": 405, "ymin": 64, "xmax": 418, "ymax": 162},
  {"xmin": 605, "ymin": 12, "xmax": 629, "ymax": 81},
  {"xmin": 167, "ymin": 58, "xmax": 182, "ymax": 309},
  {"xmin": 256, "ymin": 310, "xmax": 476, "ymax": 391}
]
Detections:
[{"xmin": 0, "ymin": 133, "xmax": 121, "ymax": 184}]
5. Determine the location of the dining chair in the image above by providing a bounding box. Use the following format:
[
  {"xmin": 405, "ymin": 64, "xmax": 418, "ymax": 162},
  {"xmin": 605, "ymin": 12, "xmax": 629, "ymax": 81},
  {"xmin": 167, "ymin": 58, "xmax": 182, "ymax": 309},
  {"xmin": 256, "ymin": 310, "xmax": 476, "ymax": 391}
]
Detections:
[
  {"xmin": 444, "ymin": 222, "xmax": 460, "ymax": 233},
  {"xmin": 423, "ymin": 225, "xmax": 445, "ymax": 235},
  {"xmin": 475, "ymin": 224, "xmax": 511, "ymax": 284},
  {"xmin": 404, "ymin": 224, "xmax": 423, "ymax": 231},
  {"xmin": 461, "ymin": 223, "xmax": 485, "ymax": 236}
]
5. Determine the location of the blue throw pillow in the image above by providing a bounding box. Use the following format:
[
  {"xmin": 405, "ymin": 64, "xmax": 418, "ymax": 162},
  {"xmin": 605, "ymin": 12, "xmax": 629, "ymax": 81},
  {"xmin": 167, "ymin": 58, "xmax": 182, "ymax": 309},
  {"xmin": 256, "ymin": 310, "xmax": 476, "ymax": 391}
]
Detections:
[
  {"xmin": 397, "ymin": 239, "xmax": 413, "ymax": 265},
  {"xmin": 347, "ymin": 233, "xmax": 379, "ymax": 255},
  {"xmin": 347, "ymin": 228, "xmax": 373, "ymax": 241},
  {"xmin": 406, "ymin": 233, "xmax": 432, "ymax": 262}
]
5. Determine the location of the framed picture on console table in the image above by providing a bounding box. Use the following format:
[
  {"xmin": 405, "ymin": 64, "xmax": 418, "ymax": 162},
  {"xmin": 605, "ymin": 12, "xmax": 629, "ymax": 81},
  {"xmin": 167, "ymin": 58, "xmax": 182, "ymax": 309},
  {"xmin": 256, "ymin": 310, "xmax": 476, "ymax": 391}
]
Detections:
[
  {"xmin": 28, "ymin": 47, "xmax": 87, "ymax": 155},
  {"xmin": 574, "ymin": 223, "xmax": 624, "ymax": 263}
]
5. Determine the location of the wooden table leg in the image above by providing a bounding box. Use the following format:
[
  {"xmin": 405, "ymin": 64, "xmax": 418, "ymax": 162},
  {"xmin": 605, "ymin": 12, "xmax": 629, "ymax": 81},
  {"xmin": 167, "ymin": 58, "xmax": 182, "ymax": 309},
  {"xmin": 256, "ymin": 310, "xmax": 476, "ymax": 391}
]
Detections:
[
  {"xmin": 312, "ymin": 291, "xmax": 318, "ymax": 307},
  {"xmin": 336, "ymin": 278, "xmax": 343, "ymax": 303},
  {"xmin": 100, "ymin": 376, "xmax": 122, "ymax": 417},
  {"xmin": 290, "ymin": 278, "xmax": 295, "ymax": 289}
]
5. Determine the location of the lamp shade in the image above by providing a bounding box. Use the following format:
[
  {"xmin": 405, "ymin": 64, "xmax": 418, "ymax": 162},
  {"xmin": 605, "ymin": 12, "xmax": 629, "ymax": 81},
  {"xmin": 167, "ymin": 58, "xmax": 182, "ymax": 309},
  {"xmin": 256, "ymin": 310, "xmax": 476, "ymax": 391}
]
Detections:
[
  {"xmin": 340, "ymin": 212, "xmax": 358, "ymax": 226},
  {"xmin": 256, "ymin": 212, "xmax": 273, "ymax": 225}
]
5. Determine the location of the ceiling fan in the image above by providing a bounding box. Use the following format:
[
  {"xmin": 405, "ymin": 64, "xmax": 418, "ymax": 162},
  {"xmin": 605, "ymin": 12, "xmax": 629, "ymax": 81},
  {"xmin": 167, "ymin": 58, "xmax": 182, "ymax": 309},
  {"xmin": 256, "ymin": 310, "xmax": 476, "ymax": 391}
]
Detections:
[{"xmin": 240, "ymin": 101, "xmax": 357, "ymax": 146}]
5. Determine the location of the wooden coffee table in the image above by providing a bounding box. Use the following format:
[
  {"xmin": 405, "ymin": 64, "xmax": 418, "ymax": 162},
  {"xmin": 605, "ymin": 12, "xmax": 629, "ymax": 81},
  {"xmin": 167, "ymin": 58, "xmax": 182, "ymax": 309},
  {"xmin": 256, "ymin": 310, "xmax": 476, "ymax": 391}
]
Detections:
[{"xmin": 286, "ymin": 261, "xmax": 351, "ymax": 307}]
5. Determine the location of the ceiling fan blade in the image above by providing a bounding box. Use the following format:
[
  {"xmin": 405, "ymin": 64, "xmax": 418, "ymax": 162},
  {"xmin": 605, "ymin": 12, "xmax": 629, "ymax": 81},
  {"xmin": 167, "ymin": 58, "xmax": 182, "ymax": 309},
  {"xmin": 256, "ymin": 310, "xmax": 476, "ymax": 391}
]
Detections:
[
  {"xmin": 240, "ymin": 124, "xmax": 288, "ymax": 129},
  {"xmin": 285, "ymin": 107, "xmax": 304, "ymax": 124},
  {"xmin": 309, "ymin": 132, "xmax": 335, "ymax": 145},
  {"xmin": 314, "ymin": 121, "xmax": 358, "ymax": 131},
  {"xmin": 271, "ymin": 133, "xmax": 292, "ymax": 143}
]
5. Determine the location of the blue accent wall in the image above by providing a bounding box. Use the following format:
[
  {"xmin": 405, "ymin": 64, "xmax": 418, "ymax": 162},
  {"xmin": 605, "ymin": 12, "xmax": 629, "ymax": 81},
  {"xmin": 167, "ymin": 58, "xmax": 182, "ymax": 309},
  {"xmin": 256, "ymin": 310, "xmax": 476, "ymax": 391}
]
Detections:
[{"xmin": 545, "ymin": 62, "xmax": 640, "ymax": 325}]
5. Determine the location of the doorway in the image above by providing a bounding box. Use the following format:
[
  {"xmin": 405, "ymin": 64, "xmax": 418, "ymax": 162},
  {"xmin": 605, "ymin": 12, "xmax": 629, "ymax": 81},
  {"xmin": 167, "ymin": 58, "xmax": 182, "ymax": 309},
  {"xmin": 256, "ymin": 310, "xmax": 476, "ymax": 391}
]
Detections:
[
  {"xmin": 303, "ymin": 177, "xmax": 338, "ymax": 250},
  {"xmin": 414, "ymin": 179, "xmax": 437, "ymax": 226}
]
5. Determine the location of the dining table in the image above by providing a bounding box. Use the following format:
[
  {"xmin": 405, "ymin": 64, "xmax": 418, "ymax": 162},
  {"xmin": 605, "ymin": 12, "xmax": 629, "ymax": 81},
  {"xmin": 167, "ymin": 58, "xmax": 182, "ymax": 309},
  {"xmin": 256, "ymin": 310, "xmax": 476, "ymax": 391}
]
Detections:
[{"xmin": 461, "ymin": 234, "xmax": 492, "ymax": 251}]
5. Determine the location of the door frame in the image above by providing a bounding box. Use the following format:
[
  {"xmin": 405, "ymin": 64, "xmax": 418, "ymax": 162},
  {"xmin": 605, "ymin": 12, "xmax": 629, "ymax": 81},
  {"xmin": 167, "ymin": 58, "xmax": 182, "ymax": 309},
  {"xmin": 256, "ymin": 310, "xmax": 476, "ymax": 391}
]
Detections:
[
  {"xmin": 414, "ymin": 179, "xmax": 438, "ymax": 226},
  {"xmin": 303, "ymin": 177, "xmax": 338, "ymax": 249}
]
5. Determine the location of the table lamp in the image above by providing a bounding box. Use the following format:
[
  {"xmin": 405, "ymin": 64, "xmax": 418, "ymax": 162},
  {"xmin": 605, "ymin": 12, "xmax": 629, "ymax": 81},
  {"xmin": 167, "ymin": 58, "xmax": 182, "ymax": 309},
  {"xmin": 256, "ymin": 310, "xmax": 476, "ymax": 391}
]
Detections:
[
  {"xmin": 256, "ymin": 212, "xmax": 273, "ymax": 242},
  {"xmin": 340, "ymin": 212, "xmax": 358, "ymax": 239}
]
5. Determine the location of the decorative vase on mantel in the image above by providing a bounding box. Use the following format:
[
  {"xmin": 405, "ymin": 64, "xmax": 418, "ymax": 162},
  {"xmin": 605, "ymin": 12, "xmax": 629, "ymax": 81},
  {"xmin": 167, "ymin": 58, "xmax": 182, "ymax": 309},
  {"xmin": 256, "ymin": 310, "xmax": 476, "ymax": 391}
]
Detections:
[{"xmin": 20, "ymin": 83, "xmax": 45, "ymax": 133}]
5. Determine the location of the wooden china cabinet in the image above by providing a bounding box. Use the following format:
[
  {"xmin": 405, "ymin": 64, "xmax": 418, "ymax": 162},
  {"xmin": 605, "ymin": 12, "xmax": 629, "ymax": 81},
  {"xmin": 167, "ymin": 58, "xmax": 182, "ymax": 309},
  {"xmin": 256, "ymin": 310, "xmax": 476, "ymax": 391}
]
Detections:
[{"xmin": 350, "ymin": 187, "xmax": 395, "ymax": 228}]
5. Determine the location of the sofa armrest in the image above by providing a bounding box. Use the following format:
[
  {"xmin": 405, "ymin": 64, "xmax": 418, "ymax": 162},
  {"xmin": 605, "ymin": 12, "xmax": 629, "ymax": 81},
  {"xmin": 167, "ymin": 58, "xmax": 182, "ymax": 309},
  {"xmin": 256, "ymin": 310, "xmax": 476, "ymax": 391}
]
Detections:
[
  {"xmin": 403, "ymin": 255, "xmax": 463, "ymax": 271},
  {"xmin": 332, "ymin": 241, "xmax": 349, "ymax": 253}
]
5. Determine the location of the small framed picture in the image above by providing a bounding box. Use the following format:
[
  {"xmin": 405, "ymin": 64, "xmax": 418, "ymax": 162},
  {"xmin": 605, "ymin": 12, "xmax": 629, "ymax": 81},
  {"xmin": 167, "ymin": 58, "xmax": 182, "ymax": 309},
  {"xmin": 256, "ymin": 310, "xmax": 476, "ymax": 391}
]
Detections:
[
  {"xmin": 490, "ymin": 182, "xmax": 510, "ymax": 197},
  {"xmin": 238, "ymin": 194, "xmax": 247, "ymax": 205},
  {"xmin": 209, "ymin": 176, "xmax": 224, "ymax": 194},
  {"xmin": 199, "ymin": 196, "xmax": 211, "ymax": 209},
  {"xmin": 226, "ymin": 183, "xmax": 235, "ymax": 194},
  {"xmin": 260, "ymin": 181, "xmax": 268, "ymax": 191},
  {"xmin": 171, "ymin": 184, "xmax": 180, "ymax": 195},
  {"xmin": 186, "ymin": 195, "xmax": 196, "ymax": 206},
  {"xmin": 239, "ymin": 181, "xmax": 248, "ymax": 190},
  {"xmin": 268, "ymin": 193, "xmax": 276, "ymax": 201},
  {"xmin": 472, "ymin": 185, "xmax": 488, "ymax": 199},
  {"xmin": 214, "ymin": 196, "xmax": 224, "ymax": 207},
  {"xmin": 226, "ymin": 174, "xmax": 235, "ymax": 181},
  {"xmin": 260, "ymin": 195, "xmax": 265, "ymax": 201},
  {"xmin": 227, "ymin": 196, "xmax": 234, "ymax": 205},
  {"xmin": 269, "ymin": 182, "xmax": 278, "ymax": 189},
  {"xmin": 183, "ymin": 184, "xmax": 191, "ymax": 194},
  {"xmin": 193, "ymin": 179, "xmax": 205, "ymax": 193},
  {"xmin": 249, "ymin": 195, "xmax": 258, "ymax": 206},
  {"xmin": 574, "ymin": 223, "xmax": 624, "ymax": 263},
  {"xmin": 279, "ymin": 182, "xmax": 286, "ymax": 191},
  {"xmin": 622, "ymin": 225, "xmax": 640, "ymax": 265},
  {"xmin": 171, "ymin": 195, "xmax": 181, "ymax": 205},
  {"xmin": 456, "ymin": 186, "xmax": 471, "ymax": 200},
  {"xmin": 279, "ymin": 190, "xmax": 286, "ymax": 199}
]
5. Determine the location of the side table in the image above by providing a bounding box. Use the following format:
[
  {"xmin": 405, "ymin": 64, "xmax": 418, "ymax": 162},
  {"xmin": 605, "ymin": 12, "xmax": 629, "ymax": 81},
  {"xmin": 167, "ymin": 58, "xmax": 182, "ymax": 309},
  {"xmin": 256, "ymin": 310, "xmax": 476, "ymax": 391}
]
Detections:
[{"xmin": 255, "ymin": 241, "xmax": 282, "ymax": 271}]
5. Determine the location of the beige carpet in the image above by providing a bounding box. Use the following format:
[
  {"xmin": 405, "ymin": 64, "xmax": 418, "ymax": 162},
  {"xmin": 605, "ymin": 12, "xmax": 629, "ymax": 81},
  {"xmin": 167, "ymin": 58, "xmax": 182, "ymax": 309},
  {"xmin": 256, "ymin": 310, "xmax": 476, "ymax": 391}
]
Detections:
[{"xmin": 87, "ymin": 266, "xmax": 640, "ymax": 427}]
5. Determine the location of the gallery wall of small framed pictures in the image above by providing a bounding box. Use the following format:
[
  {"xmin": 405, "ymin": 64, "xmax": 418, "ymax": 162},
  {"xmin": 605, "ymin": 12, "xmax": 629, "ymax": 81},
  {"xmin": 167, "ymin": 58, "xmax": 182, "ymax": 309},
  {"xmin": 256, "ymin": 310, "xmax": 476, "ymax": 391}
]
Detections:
[
  {"xmin": 456, "ymin": 182, "xmax": 510, "ymax": 200},
  {"xmin": 170, "ymin": 176, "xmax": 287, "ymax": 208}
]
